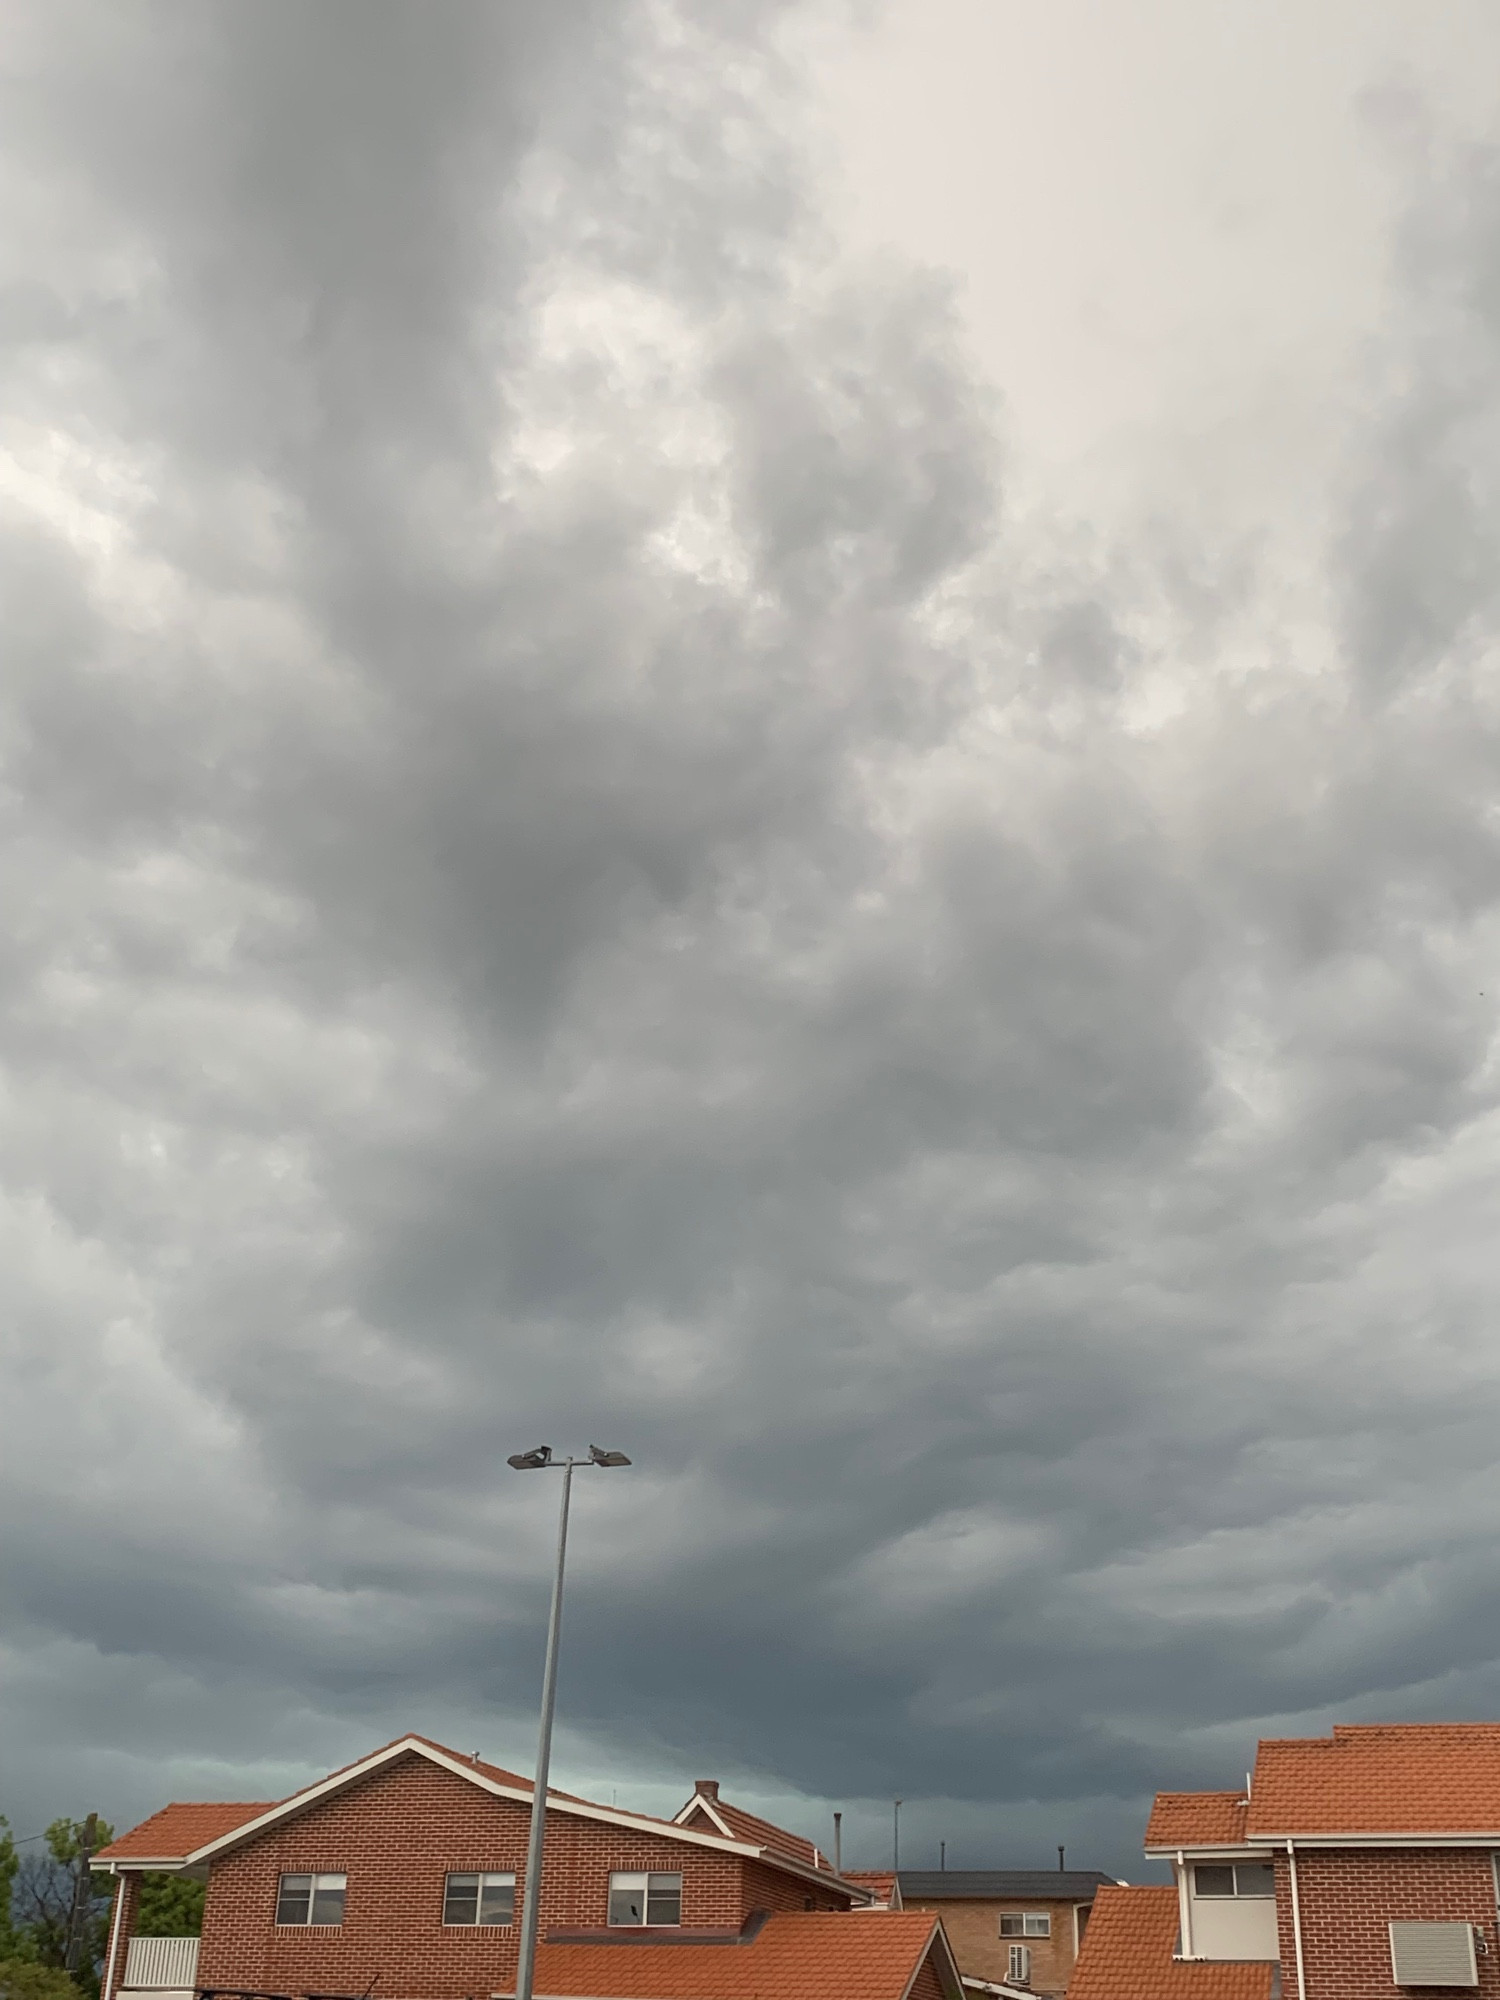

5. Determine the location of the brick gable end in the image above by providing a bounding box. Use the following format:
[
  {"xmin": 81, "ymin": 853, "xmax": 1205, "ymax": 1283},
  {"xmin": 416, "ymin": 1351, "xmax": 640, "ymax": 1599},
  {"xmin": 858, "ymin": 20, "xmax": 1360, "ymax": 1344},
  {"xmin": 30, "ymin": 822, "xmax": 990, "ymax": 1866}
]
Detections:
[{"xmin": 198, "ymin": 1752, "xmax": 750, "ymax": 2000}]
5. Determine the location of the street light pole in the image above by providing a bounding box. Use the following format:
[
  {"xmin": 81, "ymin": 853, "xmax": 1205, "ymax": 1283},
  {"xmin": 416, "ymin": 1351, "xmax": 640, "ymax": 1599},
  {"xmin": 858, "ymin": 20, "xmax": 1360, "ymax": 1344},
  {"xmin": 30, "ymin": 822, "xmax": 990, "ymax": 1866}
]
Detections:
[{"xmin": 508, "ymin": 1446, "xmax": 631, "ymax": 2000}]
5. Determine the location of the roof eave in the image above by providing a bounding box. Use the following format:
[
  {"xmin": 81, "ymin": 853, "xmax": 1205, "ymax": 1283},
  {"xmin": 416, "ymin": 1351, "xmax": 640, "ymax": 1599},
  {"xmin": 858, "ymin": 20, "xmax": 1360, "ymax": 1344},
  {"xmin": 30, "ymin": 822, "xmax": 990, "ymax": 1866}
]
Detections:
[
  {"xmin": 1144, "ymin": 1844, "xmax": 1275, "ymax": 1860},
  {"xmin": 897, "ymin": 1919, "xmax": 964, "ymax": 2000},
  {"xmin": 169, "ymin": 1737, "xmax": 863, "ymax": 1898},
  {"xmin": 183, "ymin": 1739, "xmax": 770, "ymax": 1868},
  {"xmin": 1247, "ymin": 1830, "xmax": 1500, "ymax": 1847}
]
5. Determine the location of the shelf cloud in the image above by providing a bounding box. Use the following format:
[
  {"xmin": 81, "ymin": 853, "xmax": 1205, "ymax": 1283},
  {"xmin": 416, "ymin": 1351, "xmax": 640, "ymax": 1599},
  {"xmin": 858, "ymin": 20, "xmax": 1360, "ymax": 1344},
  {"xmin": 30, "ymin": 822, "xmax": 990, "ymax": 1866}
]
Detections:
[{"xmin": 4, "ymin": 0, "xmax": 1500, "ymax": 1876}]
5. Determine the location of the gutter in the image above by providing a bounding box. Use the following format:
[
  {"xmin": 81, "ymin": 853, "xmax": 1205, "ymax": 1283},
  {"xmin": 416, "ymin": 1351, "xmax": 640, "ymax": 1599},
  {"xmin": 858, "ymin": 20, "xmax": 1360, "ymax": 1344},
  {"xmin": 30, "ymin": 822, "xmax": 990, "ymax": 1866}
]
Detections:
[
  {"xmin": 100, "ymin": 1864, "xmax": 127, "ymax": 2000},
  {"xmin": 1286, "ymin": 1841, "xmax": 1306, "ymax": 2000}
]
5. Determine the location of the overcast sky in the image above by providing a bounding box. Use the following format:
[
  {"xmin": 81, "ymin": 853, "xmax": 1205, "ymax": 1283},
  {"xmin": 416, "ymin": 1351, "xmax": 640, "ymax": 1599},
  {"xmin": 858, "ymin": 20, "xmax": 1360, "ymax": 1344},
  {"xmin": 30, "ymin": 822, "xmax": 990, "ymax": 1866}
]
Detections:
[{"xmin": 4, "ymin": 0, "xmax": 1500, "ymax": 1883}]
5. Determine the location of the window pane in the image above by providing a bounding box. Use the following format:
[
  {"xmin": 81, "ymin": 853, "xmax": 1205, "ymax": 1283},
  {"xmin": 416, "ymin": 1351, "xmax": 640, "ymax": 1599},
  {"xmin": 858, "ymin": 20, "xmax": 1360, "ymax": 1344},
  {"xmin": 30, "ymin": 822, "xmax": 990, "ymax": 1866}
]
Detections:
[
  {"xmin": 1024, "ymin": 1915, "xmax": 1051, "ymax": 1937},
  {"xmin": 999, "ymin": 1916, "xmax": 1023, "ymax": 1936},
  {"xmin": 1194, "ymin": 1866, "xmax": 1235, "ymax": 1899},
  {"xmin": 310, "ymin": 1875, "xmax": 346, "ymax": 1925},
  {"xmin": 1234, "ymin": 1865, "xmax": 1276, "ymax": 1899},
  {"xmin": 479, "ymin": 1877, "xmax": 515, "ymax": 1926},
  {"xmin": 645, "ymin": 1876, "xmax": 682, "ymax": 1926},
  {"xmin": 609, "ymin": 1888, "xmax": 645, "ymax": 1925},
  {"xmin": 276, "ymin": 1876, "xmax": 313, "ymax": 1926},
  {"xmin": 444, "ymin": 1875, "xmax": 480, "ymax": 1926}
]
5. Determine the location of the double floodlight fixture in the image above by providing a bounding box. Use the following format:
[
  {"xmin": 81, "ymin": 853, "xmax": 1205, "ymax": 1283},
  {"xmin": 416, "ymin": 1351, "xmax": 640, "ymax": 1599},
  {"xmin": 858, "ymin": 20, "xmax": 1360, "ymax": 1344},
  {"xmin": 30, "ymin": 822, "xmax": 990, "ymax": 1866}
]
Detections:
[
  {"xmin": 505, "ymin": 1440, "xmax": 633, "ymax": 2000},
  {"xmin": 506, "ymin": 1444, "xmax": 631, "ymax": 1471}
]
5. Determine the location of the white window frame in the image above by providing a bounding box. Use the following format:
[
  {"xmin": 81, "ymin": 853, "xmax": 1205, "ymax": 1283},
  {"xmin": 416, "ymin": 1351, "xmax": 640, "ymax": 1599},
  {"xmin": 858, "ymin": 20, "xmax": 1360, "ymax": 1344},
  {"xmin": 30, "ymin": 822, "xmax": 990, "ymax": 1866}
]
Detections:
[
  {"xmin": 274, "ymin": 1872, "xmax": 347, "ymax": 1927},
  {"xmin": 1193, "ymin": 1863, "xmax": 1275, "ymax": 1901},
  {"xmin": 999, "ymin": 1913, "xmax": 1051, "ymax": 1937},
  {"xmin": 606, "ymin": 1871, "xmax": 683, "ymax": 1927},
  {"xmin": 442, "ymin": 1871, "xmax": 516, "ymax": 1927}
]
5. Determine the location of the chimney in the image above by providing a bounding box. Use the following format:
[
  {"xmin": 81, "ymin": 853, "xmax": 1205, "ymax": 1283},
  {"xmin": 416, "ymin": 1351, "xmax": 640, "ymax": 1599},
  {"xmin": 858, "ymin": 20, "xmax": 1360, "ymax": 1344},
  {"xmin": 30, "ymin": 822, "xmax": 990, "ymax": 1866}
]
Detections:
[
  {"xmin": 1058, "ymin": 1846, "xmax": 1066, "ymax": 1873},
  {"xmin": 697, "ymin": 1780, "xmax": 720, "ymax": 1800}
]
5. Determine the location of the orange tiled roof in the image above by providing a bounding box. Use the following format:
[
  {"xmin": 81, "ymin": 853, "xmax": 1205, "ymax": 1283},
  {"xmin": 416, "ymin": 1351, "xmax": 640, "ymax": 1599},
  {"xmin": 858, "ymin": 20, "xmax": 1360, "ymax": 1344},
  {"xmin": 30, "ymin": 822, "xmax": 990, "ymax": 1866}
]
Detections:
[
  {"xmin": 530, "ymin": 1910, "xmax": 949, "ymax": 2000},
  {"xmin": 1069, "ymin": 1885, "xmax": 1276, "ymax": 2000},
  {"xmin": 1248, "ymin": 1722, "xmax": 1500, "ymax": 1835},
  {"xmin": 96, "ymin": 1802, "xmax": 275, "ymax": 1863},
  {"xmin": 96, "ymin": 1739, "xmax": 836, "ymax": 1880},
  {"xmin": 708, "ymin": 1798, "xmax": 828, "ymax": 1870},
  {"xmin": 95, "ymin": 1736, "xmax": 614, "ymax": 1868},
  {"xmin": 1145, "ymin": 1792, "xmax": 1250, "ymax": 1849},
  {"xmin": 845, "ymin": 1870, "xmax": 900, "ymax": 1903}
]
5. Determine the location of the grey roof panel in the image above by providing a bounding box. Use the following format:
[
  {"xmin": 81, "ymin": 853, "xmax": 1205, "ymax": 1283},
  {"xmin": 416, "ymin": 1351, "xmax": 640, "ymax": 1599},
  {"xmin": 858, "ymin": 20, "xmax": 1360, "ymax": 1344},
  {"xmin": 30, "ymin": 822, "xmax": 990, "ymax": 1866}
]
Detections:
[{"xmin": 896, "ymin": 1871, "xmax": 1116, "ymax": 1900}]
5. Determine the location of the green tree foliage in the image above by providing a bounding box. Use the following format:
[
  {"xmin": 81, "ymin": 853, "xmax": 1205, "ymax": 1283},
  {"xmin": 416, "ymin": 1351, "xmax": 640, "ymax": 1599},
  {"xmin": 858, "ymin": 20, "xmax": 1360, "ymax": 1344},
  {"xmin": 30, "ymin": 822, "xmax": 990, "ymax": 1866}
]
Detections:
[
  {"xmin": 0, "ymin": 1822, "xmax": 22, "ymax": 1960},
  {"xmin": 133, "ymin": 1877, "xmax": 204, "ymax": 1939},
  {"xmin": 0, "ymin": 1960, "xmax": 88, "ymax": 2000},
  {"xmin": 10, "ymin": 1820, "xmax": 115, "ymax": 1999}
]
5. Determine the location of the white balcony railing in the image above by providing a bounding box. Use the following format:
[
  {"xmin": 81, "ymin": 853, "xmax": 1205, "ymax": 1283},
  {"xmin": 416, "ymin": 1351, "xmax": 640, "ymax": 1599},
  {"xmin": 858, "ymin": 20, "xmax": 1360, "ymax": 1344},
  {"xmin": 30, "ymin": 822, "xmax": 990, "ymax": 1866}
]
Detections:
[{"xmin": 122, "ymin": 1936, "xmax": 200, "ymax": 1992}]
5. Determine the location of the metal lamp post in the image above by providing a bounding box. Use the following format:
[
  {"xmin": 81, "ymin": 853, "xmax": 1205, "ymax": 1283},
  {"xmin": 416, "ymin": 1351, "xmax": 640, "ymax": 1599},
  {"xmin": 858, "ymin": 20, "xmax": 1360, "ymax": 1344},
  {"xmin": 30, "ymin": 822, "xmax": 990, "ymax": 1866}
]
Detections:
[{"xmin": 507, "ymin": 1445, "xmax": 631, "ymax": 2000}]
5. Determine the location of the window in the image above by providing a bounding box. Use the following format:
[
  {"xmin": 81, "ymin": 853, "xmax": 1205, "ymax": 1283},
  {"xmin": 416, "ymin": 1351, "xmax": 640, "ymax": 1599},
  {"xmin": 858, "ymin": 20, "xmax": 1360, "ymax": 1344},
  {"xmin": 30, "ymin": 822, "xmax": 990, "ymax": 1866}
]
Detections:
[
  {"xmin": 1000, "ymin": 1914, "xmax": 1051, "ymax": 1937},
  {"xmin": 1193, "ymin": 1864, "xmax": 1274, "ymax": 1900},
  {"xmin": 443, "ymin": 1873, "xmax": 516, "ymax": 1926},
  {"xmin": 275, "ymin": 1874, "xmax": 347, "ymax": 1926},
  {"xmin": 607, "ymin": 1873, "xmax": 682, "ymax": 1927}
]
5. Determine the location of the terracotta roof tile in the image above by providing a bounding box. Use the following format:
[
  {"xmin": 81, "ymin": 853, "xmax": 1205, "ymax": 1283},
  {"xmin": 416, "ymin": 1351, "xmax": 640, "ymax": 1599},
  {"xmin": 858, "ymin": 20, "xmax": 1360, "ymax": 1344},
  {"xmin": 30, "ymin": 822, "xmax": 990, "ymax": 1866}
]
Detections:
[
  {"xmin": 97, "ymin": 1740, "xmax": 825, "ymax": 1880},
  {"xmin": 705, "ymin": 1799, "xmax": 827, "ymax": 1870},
  {"xmin": 1146, "ymin": 1793, "xmax": 1250, "ymax": 1849},
  {"xmin": 96, "ymin": 1803, "xmax": 274, "ymax": 1863},
  {"xmin": 529, "ymin": 1910, "xmax": 945, "ymax": 2000},
  {"xmin": 1248, "ymin": 1722, "xmax": 1500, "ymax": 1835},
  {"xmin": 845, "ymin": 1871, "xmax": 900, "ymax": 1904},
  {"xmin": 1069, "ymin": 1885, "xmax": 1277, "ymax": 2000}
]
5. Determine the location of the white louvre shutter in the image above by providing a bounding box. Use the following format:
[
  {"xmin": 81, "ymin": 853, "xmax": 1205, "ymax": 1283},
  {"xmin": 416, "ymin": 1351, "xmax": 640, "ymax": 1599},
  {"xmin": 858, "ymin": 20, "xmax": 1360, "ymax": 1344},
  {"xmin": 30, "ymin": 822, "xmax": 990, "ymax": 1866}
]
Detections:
[{"xmin": 1389, "ymin": 1923, "xmax": 1478, "ymax": 1986}]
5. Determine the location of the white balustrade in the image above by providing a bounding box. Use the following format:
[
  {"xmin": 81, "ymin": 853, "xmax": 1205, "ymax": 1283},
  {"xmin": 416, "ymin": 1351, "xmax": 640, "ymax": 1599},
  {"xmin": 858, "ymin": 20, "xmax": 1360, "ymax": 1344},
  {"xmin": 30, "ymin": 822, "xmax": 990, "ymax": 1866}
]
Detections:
[{"xmin": 122, "ymin": 1935, "xmax": 200, "ymax": 1992}]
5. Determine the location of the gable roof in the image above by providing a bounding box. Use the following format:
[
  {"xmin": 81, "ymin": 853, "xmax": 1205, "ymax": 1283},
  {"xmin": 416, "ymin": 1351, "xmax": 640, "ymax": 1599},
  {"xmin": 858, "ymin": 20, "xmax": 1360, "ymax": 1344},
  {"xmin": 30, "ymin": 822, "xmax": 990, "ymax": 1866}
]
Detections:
[
  {"xmin": 1145, "ymin": 1793, "xmax": 1251, "ymax": 1851},
  {"xmin": 1068, "ymin": 1885, "xmax": 1277, "ymax": 2000},
  {"xmin": 898, "ymin": 1869, "xmax": 1115, "ymax": 1900},
  {"xmin": 525, "ymin": 1910, "xmax": 962, "ymax": 2000},
  {"xmin": 1246, "ymin": 1723, "xmax": 1500, "ymax": 1837},
  {"xmin": 673, "ymin": 1787, "xmax": 829, "ymax": 1873},
  {"xmin": 95, "ymin": 1802, "xmax": 275, "ymax": 1864},
  {"xmin": 845, "ymin": 1871, "xmax": 902, "ymax": 1908},
  {"xmin": 93, "ymin": 1737, "xmax": 863, "ymax": 1899}
]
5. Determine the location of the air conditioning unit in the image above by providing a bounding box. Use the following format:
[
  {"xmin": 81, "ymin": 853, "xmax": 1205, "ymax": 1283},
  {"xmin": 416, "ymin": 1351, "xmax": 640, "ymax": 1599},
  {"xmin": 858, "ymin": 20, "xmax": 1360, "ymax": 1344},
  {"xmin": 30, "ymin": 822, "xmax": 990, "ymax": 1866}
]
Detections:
[
  {"xmin": 1389, "ymin": 1923, "xmax": 1479, "ymax": 1987},
  {"xmin": 1008, "ymin": 1944, "xmax": 1031, "ymax": 1984}
]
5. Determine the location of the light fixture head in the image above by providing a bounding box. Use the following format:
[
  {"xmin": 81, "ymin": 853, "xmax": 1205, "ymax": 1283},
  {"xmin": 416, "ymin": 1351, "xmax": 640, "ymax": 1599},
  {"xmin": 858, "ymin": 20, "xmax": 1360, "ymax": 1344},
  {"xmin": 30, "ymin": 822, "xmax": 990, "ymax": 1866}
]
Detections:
[
  {"xmin": 507, "ymin": 1446, "xmax": 553, "ymax": 1470},
  {"xmin": 588, "ymin": 1446, "xmax": 631, "ymax": 1467}
]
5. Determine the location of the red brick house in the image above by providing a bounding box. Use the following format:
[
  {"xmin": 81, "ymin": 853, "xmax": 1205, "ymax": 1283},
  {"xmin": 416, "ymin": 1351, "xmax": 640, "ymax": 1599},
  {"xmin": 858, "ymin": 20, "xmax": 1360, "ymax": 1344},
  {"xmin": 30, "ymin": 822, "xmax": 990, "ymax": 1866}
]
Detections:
[
  {"xmin": 92, "ymin": 1735, "xmax": 963, "ymax": 2000},
  {"xmin": 1071, "ymin": 1722, "xmax": 1500, "ymax": 2000}
]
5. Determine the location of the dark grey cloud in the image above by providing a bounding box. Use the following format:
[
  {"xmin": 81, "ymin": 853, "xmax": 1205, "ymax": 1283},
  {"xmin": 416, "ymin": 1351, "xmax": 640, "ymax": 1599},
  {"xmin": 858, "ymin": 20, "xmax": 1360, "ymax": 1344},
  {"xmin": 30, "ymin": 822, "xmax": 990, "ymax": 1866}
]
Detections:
[{"xmin": 3, "ymin": 0, "xmax": 1500, "ymax": 1883}]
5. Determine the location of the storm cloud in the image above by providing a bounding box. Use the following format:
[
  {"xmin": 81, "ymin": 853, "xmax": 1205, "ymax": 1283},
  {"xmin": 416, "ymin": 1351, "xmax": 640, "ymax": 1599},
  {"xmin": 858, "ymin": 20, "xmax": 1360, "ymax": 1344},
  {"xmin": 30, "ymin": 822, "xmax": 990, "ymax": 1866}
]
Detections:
[{"xmin": 4, "ymin": 0, "xmax": 1500, "ymax": 1879}]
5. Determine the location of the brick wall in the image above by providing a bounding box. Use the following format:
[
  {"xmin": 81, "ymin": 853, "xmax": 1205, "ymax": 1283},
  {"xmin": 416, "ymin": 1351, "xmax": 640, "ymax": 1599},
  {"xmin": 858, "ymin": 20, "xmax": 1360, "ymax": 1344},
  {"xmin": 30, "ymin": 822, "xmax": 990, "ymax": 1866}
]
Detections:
[
  {"xmin": 740, "ymin": 1858, "xmax": 848, "ymax": 1915},
  {"xmin": 897, "ymin": 1896, "xmax": 1085, "ymax": 1996},
  {"xmin": 1273, "ymin": 1847, "xmax": 1500, "ymax": 2000},
  {"xmin": 191, "ymin": 1753, "xmax": 843, "ymax": 2000}
]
